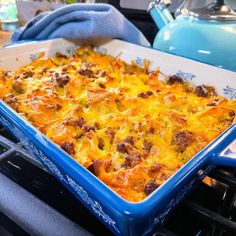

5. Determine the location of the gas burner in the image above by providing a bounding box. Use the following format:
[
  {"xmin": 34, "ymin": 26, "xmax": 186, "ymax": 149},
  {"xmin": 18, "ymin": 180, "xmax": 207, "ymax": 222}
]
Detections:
[{"xmin": 0, "ymin": 126, "xmax": 235, "ymax": 236}]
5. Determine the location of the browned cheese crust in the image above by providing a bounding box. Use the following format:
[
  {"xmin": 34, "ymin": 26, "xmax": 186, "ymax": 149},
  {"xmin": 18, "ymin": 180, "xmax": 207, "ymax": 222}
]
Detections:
[{"xmin": 0, "ymin": 47, "xmax": 236, "ymax": 202}]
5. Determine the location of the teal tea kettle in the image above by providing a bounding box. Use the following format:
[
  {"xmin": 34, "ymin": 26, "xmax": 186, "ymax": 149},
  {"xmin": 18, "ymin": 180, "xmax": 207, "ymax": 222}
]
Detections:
[{"xmin": 148, "ymin": 0, "xmax": 236, "ymax": 72}]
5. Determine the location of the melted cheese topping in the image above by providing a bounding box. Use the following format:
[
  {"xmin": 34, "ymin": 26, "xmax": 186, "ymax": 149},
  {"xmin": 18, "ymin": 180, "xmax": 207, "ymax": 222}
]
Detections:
[{"xmin": 1, "ymin": 47, "xmax": 236, "ymax": 202}]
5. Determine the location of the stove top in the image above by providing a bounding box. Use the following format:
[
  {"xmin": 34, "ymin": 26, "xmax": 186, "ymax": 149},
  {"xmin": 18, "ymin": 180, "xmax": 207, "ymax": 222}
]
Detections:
[{"xmin": 0, "ymin": 127, "xmax": 235, "ymax": 236}]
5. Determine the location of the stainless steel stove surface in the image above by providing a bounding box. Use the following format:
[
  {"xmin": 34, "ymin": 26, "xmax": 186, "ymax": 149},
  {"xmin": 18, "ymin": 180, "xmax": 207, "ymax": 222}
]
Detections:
[{"xmin": 0, "ymin": 126, "xmax": 235, "ymax": 236}]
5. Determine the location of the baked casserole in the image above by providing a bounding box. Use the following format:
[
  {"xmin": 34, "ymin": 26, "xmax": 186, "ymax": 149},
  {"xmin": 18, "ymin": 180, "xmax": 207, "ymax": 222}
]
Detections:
[{"xmin": 0, "ymin": 47, "xmax": 235, "ymax": 202}]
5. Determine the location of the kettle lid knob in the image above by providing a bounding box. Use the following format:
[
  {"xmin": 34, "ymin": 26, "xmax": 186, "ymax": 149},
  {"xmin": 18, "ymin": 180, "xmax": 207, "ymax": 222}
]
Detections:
[{"xmin": 189, "ymin": 0, "xmax": 236, "ymax": 21}]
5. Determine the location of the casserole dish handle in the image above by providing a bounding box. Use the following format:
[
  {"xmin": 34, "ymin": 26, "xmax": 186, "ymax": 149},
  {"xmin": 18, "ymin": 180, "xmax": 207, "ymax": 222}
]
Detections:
[{"xmin": 209, "ymin": 124, "xmax": 236, "ymax": 167}]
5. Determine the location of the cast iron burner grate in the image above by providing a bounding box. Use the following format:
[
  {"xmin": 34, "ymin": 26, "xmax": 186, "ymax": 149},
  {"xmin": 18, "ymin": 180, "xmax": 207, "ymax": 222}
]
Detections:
[{"xmin": 0, "ymin": 127, "xmax": 235, "ymax": 236}]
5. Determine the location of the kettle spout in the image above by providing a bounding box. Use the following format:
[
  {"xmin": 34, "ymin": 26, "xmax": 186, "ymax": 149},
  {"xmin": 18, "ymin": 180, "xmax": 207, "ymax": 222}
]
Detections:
[{"xmin": 148, "ymin": 0, "xmax": 174, "ymax": 30}]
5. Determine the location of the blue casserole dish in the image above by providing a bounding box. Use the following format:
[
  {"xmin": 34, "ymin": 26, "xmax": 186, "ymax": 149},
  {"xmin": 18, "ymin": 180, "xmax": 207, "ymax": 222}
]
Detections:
[{"xmin": 0, "ymin": 38, "xmax": 236, "ymax": 236}]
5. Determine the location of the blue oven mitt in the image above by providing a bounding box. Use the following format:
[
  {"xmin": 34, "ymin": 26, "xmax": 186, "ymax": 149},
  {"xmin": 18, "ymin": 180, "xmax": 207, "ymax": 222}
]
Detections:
[{"xmin": 11, "ymin": 3, "xmax": 150, "ymax": 47}]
